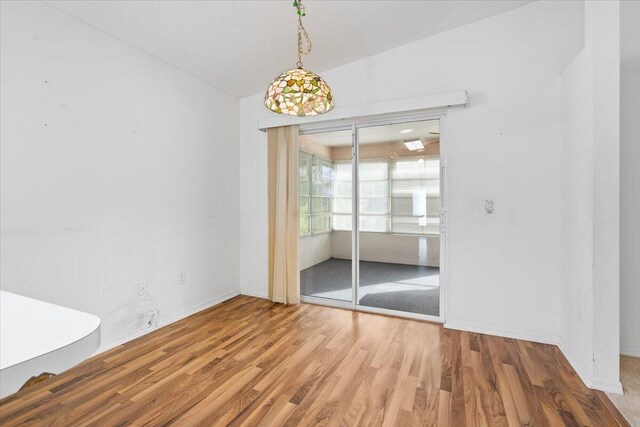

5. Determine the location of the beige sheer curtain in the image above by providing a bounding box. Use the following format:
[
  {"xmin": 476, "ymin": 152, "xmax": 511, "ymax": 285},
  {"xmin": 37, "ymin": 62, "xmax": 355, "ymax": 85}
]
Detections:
[{"xmin": 268, "ymin": 126, "xmax": 300, "ymax": 304}]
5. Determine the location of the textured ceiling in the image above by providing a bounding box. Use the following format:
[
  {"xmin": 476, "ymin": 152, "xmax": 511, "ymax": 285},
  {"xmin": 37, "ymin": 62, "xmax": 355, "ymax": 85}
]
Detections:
[{"xmin": 44, "ymin": 0, "xmax": 532, "ymax": 98}]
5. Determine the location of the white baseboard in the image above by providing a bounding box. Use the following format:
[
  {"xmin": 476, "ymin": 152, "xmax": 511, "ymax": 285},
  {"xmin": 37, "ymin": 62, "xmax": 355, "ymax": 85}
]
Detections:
[
  {"xmin": 240, "ymin": 289, "xmax": 269, "ymax": 300},
  {"xmin": 621, "ymin": 345, "xmax": 640, "ymax": 357},
  {"xmin": 592, "ymin": 376, "xmax": 624, "ymax": 395},
  {"xmin": 300, "ymin": 254, "xmax": 332, "ymax": 271},
  {"xmin": 443, "ymin": 321, "xmax": 559, "ymax": 346},
  {"xmin": 557, "ymin": 340, "xmax": 594, "ymax": 390},
  {"xmin": 95, "ymin": 290, "xmax": 240, "ymax": 355},
  {"xmin": 557, "ymin": 339, "xmax": 624, "ymax": 395}
]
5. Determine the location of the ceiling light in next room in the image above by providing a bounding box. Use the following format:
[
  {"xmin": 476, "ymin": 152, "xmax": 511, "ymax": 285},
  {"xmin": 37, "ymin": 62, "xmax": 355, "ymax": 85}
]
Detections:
[
  {"xmin": 400, "ymin": 128, "xmax": 414, "ymax": 134},
  {"xmin": 404, "ymin": 140, "xmax": 425, "ymax": 151}
]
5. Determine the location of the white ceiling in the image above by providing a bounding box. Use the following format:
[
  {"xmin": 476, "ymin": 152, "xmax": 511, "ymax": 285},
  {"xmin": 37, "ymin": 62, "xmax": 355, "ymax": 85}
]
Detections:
[
  {"xmin": 303, "ymin": 119, "xmax": 440, "ymax": 147},
  {"xmin": 44, "ymin": 0, "xmax": 532, "ymax": 98}
]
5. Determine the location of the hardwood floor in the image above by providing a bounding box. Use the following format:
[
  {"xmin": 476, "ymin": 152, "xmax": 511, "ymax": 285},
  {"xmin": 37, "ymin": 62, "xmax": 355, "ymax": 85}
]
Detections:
[{"xmin": 0, "ymin": 295, "xmax": 628, "ymax": 426}]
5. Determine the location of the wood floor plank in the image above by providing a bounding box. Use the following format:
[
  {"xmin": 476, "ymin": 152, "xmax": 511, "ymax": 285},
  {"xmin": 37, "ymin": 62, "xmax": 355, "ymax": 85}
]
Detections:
[{"xmin": 0, "ymin": 296, "xmax": 628, "ymax": 426}]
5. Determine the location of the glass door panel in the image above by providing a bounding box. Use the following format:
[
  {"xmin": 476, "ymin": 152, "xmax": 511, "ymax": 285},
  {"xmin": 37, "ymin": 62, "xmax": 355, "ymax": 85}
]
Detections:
[
  {"xmin": 299, "ymin": 128, "xmax": 353, "ymax": 303},
  {"xmin": 356, "ymin": 120, "xmax": 442, "ymax": 317}
]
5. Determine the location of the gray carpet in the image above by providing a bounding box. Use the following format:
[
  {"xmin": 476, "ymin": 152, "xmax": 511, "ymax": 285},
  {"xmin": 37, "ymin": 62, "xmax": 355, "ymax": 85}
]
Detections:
[
  {"xmin": 300, "ymin": 258, "xmax": 440, "ymax": 316},
  {"xmin": 606, "ymin": 356, "xmax": 640, "ymax": 426}
]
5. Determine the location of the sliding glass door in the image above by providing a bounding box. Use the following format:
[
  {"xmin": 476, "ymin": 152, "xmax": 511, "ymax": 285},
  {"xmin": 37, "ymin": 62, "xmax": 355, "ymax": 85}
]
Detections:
[
  {"xmin": 356, "ymin": 120, "xmax": 442, "ymax": 318},
  {"xmin": 299, "ymin": 127, "xmax": 353, "ymax": 305},
  {"xmin": 299, "ymin": 117, "xmax": 445, "ymax": 321}
]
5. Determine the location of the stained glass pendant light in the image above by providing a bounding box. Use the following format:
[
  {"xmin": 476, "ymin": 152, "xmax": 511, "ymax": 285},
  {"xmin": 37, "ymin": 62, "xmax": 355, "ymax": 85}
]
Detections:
[{"xmin": 264, "ymin": 0, "xmax": 334, "ymax": 116}]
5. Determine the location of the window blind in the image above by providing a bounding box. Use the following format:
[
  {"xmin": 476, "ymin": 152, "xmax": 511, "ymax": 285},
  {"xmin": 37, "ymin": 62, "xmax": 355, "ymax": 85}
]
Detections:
[
  {"xmin": 391, "ymin": 157, "xmax": 440, "ymax": 235},
  {"xmin": 299, "ymin": 151, "xmax": 311, "ymax": 236},
  {"xmin": 332, "ymin": 161, "xmax": 352, "ymax": 231},
  {"xmin": 300, "ymin": 151, "xmax": 440, "ymax": 236},
  {"xmin": 311, "ymin": 156, "xmax": 333, "ymax": 233},
  {"xmin": 359, "ymin": 161, "xmax": 389, "ymax": 232}
]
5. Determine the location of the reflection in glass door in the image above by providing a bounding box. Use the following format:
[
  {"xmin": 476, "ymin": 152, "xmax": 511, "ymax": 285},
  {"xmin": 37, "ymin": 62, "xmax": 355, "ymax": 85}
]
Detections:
[{"xmin": 356, "ymin": 120, "xmax": 442, "ymax": 317}]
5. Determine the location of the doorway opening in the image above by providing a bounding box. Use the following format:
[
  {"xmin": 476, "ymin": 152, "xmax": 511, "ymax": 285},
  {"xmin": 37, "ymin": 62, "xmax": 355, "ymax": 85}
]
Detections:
[{"xmin": 299, "ymin": 116, "xmax": 446, "ymax": 322}]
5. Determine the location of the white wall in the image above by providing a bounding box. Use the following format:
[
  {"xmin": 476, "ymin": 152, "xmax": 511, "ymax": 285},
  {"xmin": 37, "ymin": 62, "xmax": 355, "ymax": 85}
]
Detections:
[
  {"xmin": 240, "ymin": 1, "xmax": 584, "ymax": 339},
  {"xmin": 560, "ymin": 48, "xmax": 594, "ymax": 385},
  {"xmin": 590, "ymin": 0, "xmax": 620, "ymax": 392},
  {"xmin": 620, "ymin": 62, "xmax": 640, "ymax": 357},
  {"xmin": 299, "ymin": 234, "xmax": 332, "ymax": 270},
  {"xmin": 0, "ymin": 1, "xmax": 240, "ymax": 349},
  {"xmin": 331, "ymin": 232, "xmax": 440, "ymax": 268},
  {"xmin": 559, "ymin": 0, "xmax": 621, "ymax": 393},
  {"xmin": 301, "ymin": 232, "xmax": 439, "ymax": 271},
  {"xmin": 620, "ymin": 0, "xmax": 640, "ymax": 358}
]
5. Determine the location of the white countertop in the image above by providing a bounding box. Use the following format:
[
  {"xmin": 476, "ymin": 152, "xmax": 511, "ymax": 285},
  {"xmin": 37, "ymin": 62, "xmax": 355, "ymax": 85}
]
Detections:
[{"xmin": 0, "ymin": 290, "xmax": 101, "ymax": 370}]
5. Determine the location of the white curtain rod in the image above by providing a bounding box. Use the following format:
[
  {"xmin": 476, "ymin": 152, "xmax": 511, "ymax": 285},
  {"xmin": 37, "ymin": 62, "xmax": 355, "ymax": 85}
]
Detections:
[{"xmin": 257, "ymin": 90, "xmax": 467, "ymax": 132}]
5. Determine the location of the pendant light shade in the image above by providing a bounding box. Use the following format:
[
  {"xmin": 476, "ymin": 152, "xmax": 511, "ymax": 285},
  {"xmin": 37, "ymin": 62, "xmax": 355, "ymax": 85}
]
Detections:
[
  {"xmin": 264, "ymin": 0, "xmax": 334, "ymax": 117},
  {"xmin": 264, "ymin": 68, "xmax": 333, "ymax": 116}
]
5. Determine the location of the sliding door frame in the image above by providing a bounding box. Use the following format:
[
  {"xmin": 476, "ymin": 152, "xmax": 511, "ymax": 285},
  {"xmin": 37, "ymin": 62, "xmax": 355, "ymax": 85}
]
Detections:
[
  {"xmin": 351, "ymin": 123, "xmax": 359, "ymax": 310},
  {"xmin": 299, "ymin": 111, "xmax": 448, "ymax": 324}
]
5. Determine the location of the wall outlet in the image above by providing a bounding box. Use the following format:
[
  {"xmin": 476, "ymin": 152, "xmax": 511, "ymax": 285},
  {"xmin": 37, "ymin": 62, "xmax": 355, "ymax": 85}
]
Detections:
[{"xmin": 138, "ymin": 281, "xmax": 146, "ymax": 296}]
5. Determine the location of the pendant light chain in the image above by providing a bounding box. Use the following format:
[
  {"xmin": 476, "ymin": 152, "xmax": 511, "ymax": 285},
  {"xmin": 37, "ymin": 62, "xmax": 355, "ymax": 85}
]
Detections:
[
  {"xmin": 264, "ymin": 0, "xmax": 333, "ymax": 116},
  {"xmin": 294, "ymin": 0, "xmax": 312, "ymax": 69}
]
